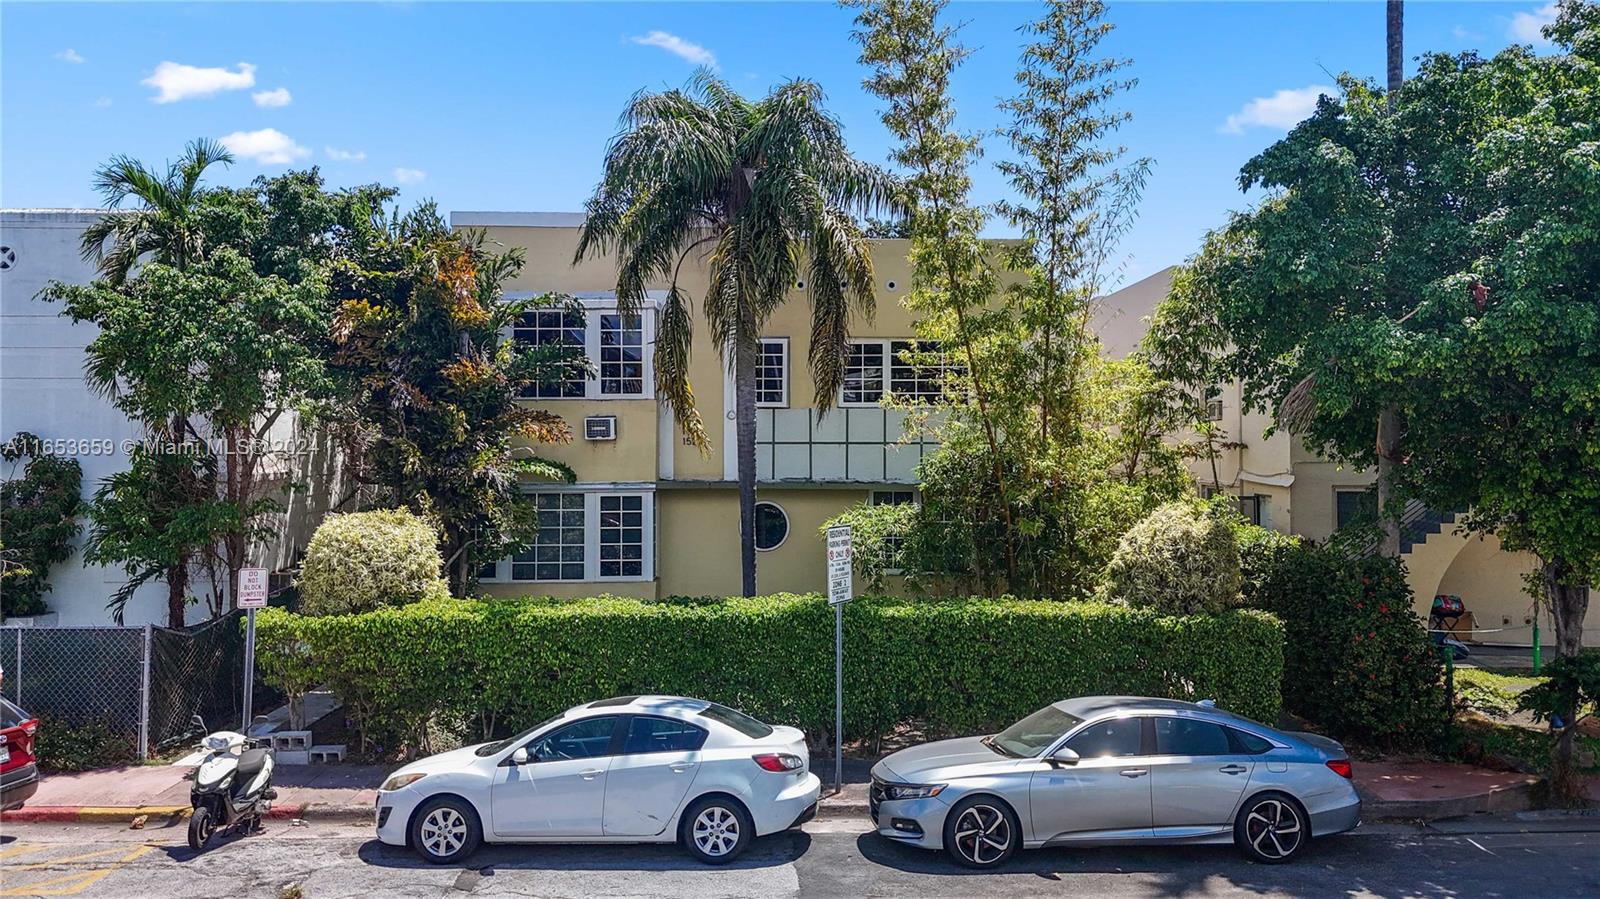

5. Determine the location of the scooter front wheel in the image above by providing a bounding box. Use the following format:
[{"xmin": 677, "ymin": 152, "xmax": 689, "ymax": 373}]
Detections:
[{"xmin": 188, "ymin": 806, "xmax": 216, "ymax": 851}]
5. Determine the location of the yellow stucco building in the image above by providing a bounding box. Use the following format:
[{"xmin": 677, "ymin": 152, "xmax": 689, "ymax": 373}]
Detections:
[{"xmin": 1098, "ymin": 267, "xmax": 1547, "ymax": 648}]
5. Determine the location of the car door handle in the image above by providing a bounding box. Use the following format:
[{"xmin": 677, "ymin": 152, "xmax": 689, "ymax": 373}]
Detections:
[
  {"xmin": 670, "ymin": 762, "xmax": 696, "ymax": 773},
  {"xmin": 1119, "ymin": 768, "xmax": 1149, "ymax": 778},
  {"xmin": 1220, "ymin": 765, "xmax": 1248, "ymax": 775},
  {"xmin": 580, "ymin": 768, "xmax": 604, "ymax": 780}
]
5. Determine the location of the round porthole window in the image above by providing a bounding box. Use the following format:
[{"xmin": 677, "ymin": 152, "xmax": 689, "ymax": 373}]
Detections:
[
  {"xmin": 754, "ymin": 501, "xmax": 789, "ymax": 551},
  {"xmin": 0, "ymin": 247, "xmax": 15, "ymax": 271},
  {"xmin": 885, "ymin": 280, "xmax": 897, "ymax": 290},
  {"xmin": 795, "ymin": 279, "xmax": 806, "ymax": 290}
]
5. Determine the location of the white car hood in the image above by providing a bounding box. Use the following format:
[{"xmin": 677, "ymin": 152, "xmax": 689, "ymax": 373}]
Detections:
[{"xmin": 388, "ymin": 743, "xmax": 493, "ymax": 780}]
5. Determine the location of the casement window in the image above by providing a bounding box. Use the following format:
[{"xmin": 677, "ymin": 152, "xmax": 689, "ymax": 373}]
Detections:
[
  {"xmin": 512, "ymin": 307, "xmax": 650, "ymax": 399},
  {"xmin": 842, "ymin": 339, "xmax": 956, "ymax": 406},
  {"xmin": 1238, "ymin": 494, "xmax": 1266, "ymax": 527},
  {"xmin": 479, "ymin": 490, "xmax": 655, "ymax": 583},
  {"xmin": 756, "ymin": 338, "xmax": 789, "ymax": 407},
  {"xmin": 514, "ymin": 310, "xmax": 587, "ymax": 398},
  {"xmin": 870, "ymin": 489, "xmax": 916, "ymax": 506}
]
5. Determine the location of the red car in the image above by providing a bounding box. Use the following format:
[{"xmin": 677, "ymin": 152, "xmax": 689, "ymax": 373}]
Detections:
[{"xmin": 0, "ymin": 696, "xmax": 40, "ymax": 811}]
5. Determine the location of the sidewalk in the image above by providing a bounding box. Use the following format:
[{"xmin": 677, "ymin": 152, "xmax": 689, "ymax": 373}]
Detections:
[{"xmin": 1354, "ymin": 759, "xmax": 1543, "ymax": 819}]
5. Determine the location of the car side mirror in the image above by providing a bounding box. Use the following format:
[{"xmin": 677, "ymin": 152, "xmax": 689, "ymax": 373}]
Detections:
[
  {"xmin": 511, "ymin": 747, "xmax": 529, "ymax": 766},
  {"xmin": 1048, "ymin": 747, "xmax": 1080, "ymax": 767}
]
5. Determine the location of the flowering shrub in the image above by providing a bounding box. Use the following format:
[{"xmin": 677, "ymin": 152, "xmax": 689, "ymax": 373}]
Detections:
[{"xmin": 297, "ymin": 509, "xmax": 449, "ymax": 616}]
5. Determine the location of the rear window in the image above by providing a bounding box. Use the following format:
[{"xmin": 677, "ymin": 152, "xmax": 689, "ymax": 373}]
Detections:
[
  {"xmin": 624, "ymin": 716, "xmax": 708, "ymax": 754},
  {"xmin": 1227, "ymin": 727, "xmax": 1274, "ymax": 754},
  {"xmin": 0, "ymin": 697, "xmax": 28, "ymax": 729},
  {"xmin": 696, "ymin": 703, "xmax": 773, "ymax": 739}
]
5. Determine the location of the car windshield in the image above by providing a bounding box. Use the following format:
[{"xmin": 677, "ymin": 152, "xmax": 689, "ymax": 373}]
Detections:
[
  {"xmin": 696, "ymin": 703, "xmax": 774, "ymax": 739},
  {"xmin": 989, "ymin": 705, "xmax": 1084, "ymax": 758},
  {"xmin": 475, "ymin": 712, "xmax": 564, "ymax": 757}
]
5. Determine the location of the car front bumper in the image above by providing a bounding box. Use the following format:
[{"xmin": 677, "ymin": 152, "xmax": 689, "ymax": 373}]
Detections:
[
  {"xmin": 374, "ymin": 783, "xmax": 431, "ymax": 847},
  {"xmin": 1, "ymin": 762, "xmax": 40, "ymax": 812},
  {"xmin": 870, "ymin": 785, "xmax": 954, "ymax": 852}
]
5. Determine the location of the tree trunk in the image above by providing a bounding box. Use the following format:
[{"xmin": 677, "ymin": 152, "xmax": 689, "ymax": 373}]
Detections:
[
  {"xmin": 1375, "ymin": 405, "xmax": 1403, "ymax": 558},
  {"xmin": 1540, "ymin": 555, "xmax": 1590, "ymax": 797},
  {"xmin": 734, "ymin": 320, "xmax": 759, "ymax": 597},
  {"xmin": 1386, "ymin": 0, "xmax": 1403, "ymax": 103},
  {"xmin": 165, "ymin": 562, "xmax": 188, "ymax": 630}
]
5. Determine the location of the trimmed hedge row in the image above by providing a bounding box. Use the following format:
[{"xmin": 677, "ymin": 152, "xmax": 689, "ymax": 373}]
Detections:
[{"xmin": 255, "ymin": 595, "xmax": 1284, "ymax": 756}]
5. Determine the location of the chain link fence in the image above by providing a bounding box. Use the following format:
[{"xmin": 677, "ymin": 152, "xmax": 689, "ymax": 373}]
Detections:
[{"xmin": 1, "ymin": 612, "xmax": 265, "ymax": 760}]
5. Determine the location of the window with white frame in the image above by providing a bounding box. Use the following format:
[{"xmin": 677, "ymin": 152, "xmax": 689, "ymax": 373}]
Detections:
[
  {"xmin": 871, "ymin": 489, "xmax": 916, "ymax": 506},
  {"xmin": 480, "ymin": 490, "xmax": 654, "ymax": 583},
  {"xmin": 843, "ymin": 339, "xmax": 957, "ymax": 405},
  {"xmin": 843, "ymin": 341, "xmax": 886, "ymax": 405},
  {"xmin": 599, "ymin": 495, "xmax": 645, "ymax": 577},
  {"xmin": 756, "ymin": 339, "xmax": 788, "ymax": 407},
  {"xmin": 514, "ymin": 493, "xmax": 587, "ymax": 581},
  {"xmin": 514, "ymin": 310, "xmax": 587, "ymax": 398},
  {"xmin": 599, "ymin": 314, "xmax": 645, "ymax": 396}
]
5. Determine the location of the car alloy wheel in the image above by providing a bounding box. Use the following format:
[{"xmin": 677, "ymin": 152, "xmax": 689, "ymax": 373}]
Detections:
[
  {"xmin": 692, "ymin": 806, "xmax": 741, "ymax": 858},
  {"xmin": 951, "ymin": 803, "xmax": 1012, "ymax": 867},
  {"xmin": 420, "ymin": 806, "xmax": 468, "ymax": 858},
  {"xmin": 1240, "ymin": 796, "xmax": 1304, "ymax": 862}
]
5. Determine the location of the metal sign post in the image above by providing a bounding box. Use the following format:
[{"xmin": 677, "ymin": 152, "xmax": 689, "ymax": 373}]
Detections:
[
  {"xmin": 826, "ymin": 525, "xmax": 853, "ymax": 795},
  {"xmin": 238, "ymin": 568, "xmax": 269, "ymax": 731}
]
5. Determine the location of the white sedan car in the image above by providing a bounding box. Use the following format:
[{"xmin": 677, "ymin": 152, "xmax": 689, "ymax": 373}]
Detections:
[{"xmin": 375, "ymin": 695, "xmax": 821, "ymax": 864}]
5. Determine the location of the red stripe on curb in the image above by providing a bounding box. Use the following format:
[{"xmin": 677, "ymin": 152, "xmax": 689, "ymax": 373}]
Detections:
[
  {"xmin": 265, "ymin": 804, "xmax": 308, "ymax": 820},
  {"xmin": 1, "ymin": 806, "xmax": 84, "ymax": 823}
]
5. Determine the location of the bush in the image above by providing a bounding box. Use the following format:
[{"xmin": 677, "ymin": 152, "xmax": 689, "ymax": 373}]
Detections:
[
  {"xmin": 255, "ymin": 595, "xmax": 1283, "ymax": 758},
  {"xmin": 1244, "ymin": 540, "xmax": 1449, "ymax": 749},
  {"xmin": 297, "ymin": 509, "xmax": 449, "ymax": 616},
  {"xmin": 1, "ymin": 433, "xmax": 83, "ymax": 617},
  {"xmin": 33, "ymin": 720, "xmax": 137, "ymax": 773},
  {"xmin": 1101, "ymin": 502, "xmax": 1241, "ymax": 614}
]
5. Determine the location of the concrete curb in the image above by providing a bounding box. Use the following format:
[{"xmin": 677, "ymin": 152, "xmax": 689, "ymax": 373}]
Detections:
[{"xmin": 1358, "ymin": 777, "xmax": 1541, "ymax": 821}]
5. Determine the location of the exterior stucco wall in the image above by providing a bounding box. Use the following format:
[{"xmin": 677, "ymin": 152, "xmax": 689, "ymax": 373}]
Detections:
[
  {"xmin": 656, "ymin": 487, "xmax": 869, "ymax": 597},
  {"xmin": 1290, "ymin": 461, "xmax": 1378, "ymax": 543}
]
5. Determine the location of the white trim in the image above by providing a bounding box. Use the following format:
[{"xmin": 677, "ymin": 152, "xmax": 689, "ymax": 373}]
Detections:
[
  {"xmin": 840, "ymin": 338, "xmax": 890, "ymax": 407},
  {"xmin": 451, "ymin": 211, "xmax": 586, "ymax": 228},
  {"xmin": 754, "ymin": 500, "xmax": 790, "ymax": 552},
  {"xmin": 506, "ymin": 295, "xmax": 657, "ymax": 401},
  {"xmin": 657, "ymin": 399, "xmax": 676, "ymax": 480},
  {"xmin": 489, "ymin": 486, "xmax": 658, "ymax": 584},
  {"xmin": 756, "ymin": 337, "xmax": 790, "ymax": 409},
  {"xmin": 722, "ymin": 355, "xmax": 737, "ymax": 480}
]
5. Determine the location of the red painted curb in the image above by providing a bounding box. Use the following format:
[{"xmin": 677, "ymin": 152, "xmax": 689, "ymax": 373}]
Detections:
[
  {"xmin": 265, "ymin": 804, "xmax": 309, "ymax": 820},
  {"xmin": 1, "ymin": 806, "xmax": 82, "ymax": 823}
]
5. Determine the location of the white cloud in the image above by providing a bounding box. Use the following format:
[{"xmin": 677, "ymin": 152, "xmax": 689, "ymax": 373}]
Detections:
[
  {"xmin": 252, "ymin": 87, "xmax": 292, "ymax": 108},
  {"xmin": 93, "ymin": 97, "xmax": 113, "ymax": 108},
  {"xmin": 143, "ymin": 61, "xmax": 256, "ymax": 103},
  {"xmin": 218, "ymin": 128, "xmax": 310, "ymax": 165},
  {"xmin": 325, "ymin": 146, "xmax": 366, "ymax": 162},
  {"xmin": 629, "ymin": 31, "xmax": 717, "ymax": 69},
  {"xmin": 1451, "ymin": 25, "xmax": 1482, "ymax": 41},
  {"xmin": 56, "ymin": 48, "xmax": 84, "ymax": 64},
  {"xmin": 1220, "ymin": 84, "xmax": 1336, "ymax": 135},
  {"xmin": 1509, "ymin": 2, "xmax": 1558, "ymax": 46},
  {"xmin": 393, "ymin": 167, "xmax": 426, "ymax": 185}
]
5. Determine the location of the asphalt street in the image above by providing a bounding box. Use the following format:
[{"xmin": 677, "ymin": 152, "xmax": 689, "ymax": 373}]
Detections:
[{"xmin": 1, "ymin": 815, "xmax": 1596, "ymax": 898}]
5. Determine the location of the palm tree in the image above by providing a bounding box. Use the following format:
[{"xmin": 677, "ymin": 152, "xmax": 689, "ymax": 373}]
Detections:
[
  {"xmin": 577, "ymin": 73, "xmax": 899, "ymax": 596},
  {"xmin": 79, "ymin": 138, "xmax": 233, "ymax": 284}
]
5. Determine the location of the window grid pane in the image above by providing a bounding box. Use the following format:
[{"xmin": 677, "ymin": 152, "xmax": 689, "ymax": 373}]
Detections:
[
  {"xmin": 598, "ymin": 494, "xmax": 644, "ymax": 578},
  {"xmin": 756, "ymin": 340, "xmax": 786, "ymax": 405},
  {"xmin": 514, "ymin": 311, "xmax": 586, "ymax": 398},
  {"xmin": 843, "ymin": 342, "xmax": 884, "ymax": 404},
  {"xmin": 599, "ymin": 314, "xmax": 644, "ymax": 396},
  {"xmin": 890, "ymin": 340, "xmax": 953, "ymax": 403},
  {"xmin": 514, "ymin": 492, "xmax": 586, "ymax": 580}
]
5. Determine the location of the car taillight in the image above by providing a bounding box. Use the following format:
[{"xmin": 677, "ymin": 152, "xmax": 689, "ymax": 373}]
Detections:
[
  {"xmin": 1326, "ymin": 759, "xmax": 1353, "ymax": 779},
  {"xmin": 752, "ymin": 753, "xmax": 804, "ymax": 772}
]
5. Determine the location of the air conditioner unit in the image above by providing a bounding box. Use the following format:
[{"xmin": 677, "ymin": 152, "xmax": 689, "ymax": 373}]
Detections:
[
  {"xmin": 584, "ymin": 415, "xmax": 618, "ymax": 441},
  {"xmin": 1205, "ymin": 400, "xmax": 1224, "ymax": 422}
]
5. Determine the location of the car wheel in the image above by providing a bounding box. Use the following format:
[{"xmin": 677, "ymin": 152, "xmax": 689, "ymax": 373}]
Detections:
[
  {"xmin": 942, "ymin": 796, "xmax": 1019, "ymax": 869},
  {"xmin": 680, "ymin": 796, "xmax": 753, "ymax": 865},
  {"xmin": 409, "ymin": 797, "xmax": 482, "ymax": 865},
  {"xmin": 1234, "ymin": 792, "xmax": 1308, "ymax": 864}
]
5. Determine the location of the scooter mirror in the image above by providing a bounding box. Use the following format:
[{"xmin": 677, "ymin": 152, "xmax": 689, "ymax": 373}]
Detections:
[{"xmin": 191, "ymin": 714, "xmax": 206, "ymax": 732}]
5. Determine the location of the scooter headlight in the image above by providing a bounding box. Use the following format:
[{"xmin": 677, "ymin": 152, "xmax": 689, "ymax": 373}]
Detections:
[{"xmin": 380, "ymin": 772, "xmax": 428, "ymax": 792}]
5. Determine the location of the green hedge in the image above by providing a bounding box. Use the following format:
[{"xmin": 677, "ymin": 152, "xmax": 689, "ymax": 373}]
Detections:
[{"xmin": 256, "ymin": 595, "xmax": 1283, "ymax": 756}]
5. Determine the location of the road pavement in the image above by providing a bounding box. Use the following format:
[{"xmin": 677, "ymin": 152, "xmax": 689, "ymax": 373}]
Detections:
[{"xmin": 1, "ymin": 815, "xmax": 1596, "ymax": 898}]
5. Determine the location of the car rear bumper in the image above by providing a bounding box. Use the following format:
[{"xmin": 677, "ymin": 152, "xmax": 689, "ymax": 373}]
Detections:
[
  {"xmin": 1, "ymin": 763, "xmax": 40, "ymax": 812},
  {"xmin": 753, "ymin": 772, "xmax": 821, "ymax": 836},
  {"xmin": 1310, "ymin": 796, "xmax": 1361, "ymax": 837}
]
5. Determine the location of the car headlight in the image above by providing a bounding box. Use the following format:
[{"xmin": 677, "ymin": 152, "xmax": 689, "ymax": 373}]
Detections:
[
  {"xmin": 884, "ymin": 783, "xmax": 945, "ymax": 800},
  {"xmin": 379, "ymin": 772, "xmax": 428, "ymax": 792}
]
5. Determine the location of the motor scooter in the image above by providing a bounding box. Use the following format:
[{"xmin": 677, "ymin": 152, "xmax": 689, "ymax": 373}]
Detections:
[{"xmin": 187, "ymin": 714, "xmax": 278, "ymax": 851}]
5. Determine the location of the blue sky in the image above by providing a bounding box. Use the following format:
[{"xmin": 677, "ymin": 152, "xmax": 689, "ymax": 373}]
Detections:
[{"xmin": 0, "ymin": 1, "xmax": 1563, "ymax": 283}]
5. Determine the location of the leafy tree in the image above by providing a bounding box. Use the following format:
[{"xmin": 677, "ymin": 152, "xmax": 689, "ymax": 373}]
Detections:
[
  {"xmin": 329, "ymin": 205, "xmax": 583, "ymax": 592},
  {"xmin": 1148, "ymin": 0, "xmax": 1600, "ymax": 785},
  {"xmin": 1518, "ymin": 650, "xmax": 1600, "ymax": 799},
  {"xmin": 841, "ymin": 0, "xmax": 1185, "ymax": 597},
  {"xmin": 576, "ymin": 72, "xmax": 898, "ymax": 596},
  {"xmin": 0, "ymin": 434, "xmax": 83, "ymax": 617},
  {"xmin": 78, "ymin": 138, "xmax": 234, "ymax": 285}
]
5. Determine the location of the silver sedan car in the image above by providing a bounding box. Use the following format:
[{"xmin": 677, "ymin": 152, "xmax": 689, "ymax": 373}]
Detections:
[{"xmin": 870, "ymin": 696, "xmax": 1360, "ymax": 868}]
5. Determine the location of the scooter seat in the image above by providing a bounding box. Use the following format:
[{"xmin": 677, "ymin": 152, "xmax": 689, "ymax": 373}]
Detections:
[{"xmin": 235, "ymin": 748, "xmax": 269, "ymax": 782}]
